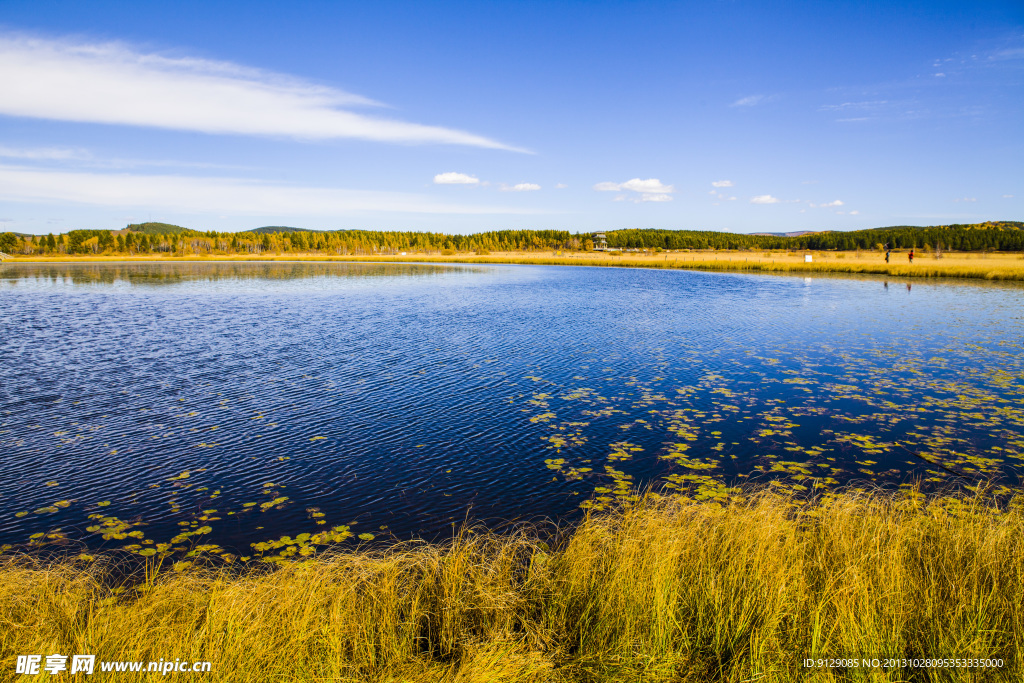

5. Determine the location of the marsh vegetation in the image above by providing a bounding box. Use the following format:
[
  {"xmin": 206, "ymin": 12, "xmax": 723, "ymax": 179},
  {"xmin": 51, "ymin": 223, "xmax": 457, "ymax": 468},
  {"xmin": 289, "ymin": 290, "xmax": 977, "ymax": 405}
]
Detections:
[{"xmin": 3, "ymin": 489, "xmax": 1022, "ymax": 682}]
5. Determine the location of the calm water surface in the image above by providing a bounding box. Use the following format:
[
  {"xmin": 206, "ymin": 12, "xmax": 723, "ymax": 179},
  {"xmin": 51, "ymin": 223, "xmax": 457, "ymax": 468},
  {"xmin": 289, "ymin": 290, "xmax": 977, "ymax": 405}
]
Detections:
[{"xmin": 2, "ymin": 262, "xmax": 1023, "ymax": 559}]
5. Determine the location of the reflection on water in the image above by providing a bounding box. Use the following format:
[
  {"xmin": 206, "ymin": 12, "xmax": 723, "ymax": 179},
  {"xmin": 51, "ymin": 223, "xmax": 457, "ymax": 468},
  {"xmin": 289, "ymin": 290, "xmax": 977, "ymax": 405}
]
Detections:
[
  {"xmin": 1, "ymin": 262, "xmax": 1022, "ymax": 563},
  {"xmin": 0, "ymin": 261, "xmax": 476, "ymax": 289}
]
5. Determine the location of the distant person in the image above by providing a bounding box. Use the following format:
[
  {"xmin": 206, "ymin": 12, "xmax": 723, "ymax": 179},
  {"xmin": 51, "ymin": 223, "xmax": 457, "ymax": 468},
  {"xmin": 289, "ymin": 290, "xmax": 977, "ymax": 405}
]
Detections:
[
  {"xmin": 885, "ymin": 249, "xmax": 890, "ymax": 263},
  {"xmin": 908, "ymin": 249, "xmax": 914, "ymax": 263}
]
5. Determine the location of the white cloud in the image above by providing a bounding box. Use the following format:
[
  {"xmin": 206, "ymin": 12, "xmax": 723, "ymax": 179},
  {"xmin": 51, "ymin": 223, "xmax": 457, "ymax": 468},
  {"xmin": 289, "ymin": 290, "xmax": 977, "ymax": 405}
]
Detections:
[
  {"xmin": 820, "ymin": 200, "xmax": 844, "ymax": 207},
  {"xmin": 711, "ymin": 180, "xmax": 733, "ymax": 188},
  {"xmin": 750, "ymin": 195, "xmax": 780, "ymax": 204},
  {"xmin": 620, "ymin": 178, "xmax": 674, "ymax": 194},
  {"xmin": 595, "ymin": 178, "xmax": 674, "ymax": 203},
  {"xmin": 850, "ymin": 210, "xmax": 860, "ymax": 215},
  {"xmin": 0, "ymin": 34, "xmax": 522, "ymax": 151},
  {"xmin": 555, "ymin": 183, "xmax": 567, "ymax": 189},
  {"xmin": 0, "ymin": 164, "xmax": 542, "ymax": 216},
  {"xmin": 434, "ymin": 172, "xmax": 479, "ymax": 185},
  {"xmin": 953, "ymin": 197, "xmax": 977, "ymax": 202},
  {"xmin": 1004, "ymin": 194, "xmax": 1014, "ymax": 198},
  {"xmin": 935, "ymin": 72, "xmax": 946, "ymax": 77},
  {"xmin": 504, "ymin": 182, "xmax": 540, "ymax": 192},
  {"xmin": 726, "ymin": 196, "xmax": 737, "ymax": 201}
]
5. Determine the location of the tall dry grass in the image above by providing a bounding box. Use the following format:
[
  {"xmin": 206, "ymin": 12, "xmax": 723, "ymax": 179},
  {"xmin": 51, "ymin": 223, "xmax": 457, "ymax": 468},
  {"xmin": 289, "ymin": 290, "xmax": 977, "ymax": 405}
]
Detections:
[{"xmin": 2, "ymin": 489, "xmax": 1022, "ymax": 681}]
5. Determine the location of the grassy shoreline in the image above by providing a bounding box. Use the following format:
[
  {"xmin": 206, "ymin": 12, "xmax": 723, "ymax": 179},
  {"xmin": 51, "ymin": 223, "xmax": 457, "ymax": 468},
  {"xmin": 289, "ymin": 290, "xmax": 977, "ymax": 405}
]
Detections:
[
  {"xmin": 4, "ymin": 489, "xmax": 1022, "ymax": 682},
  {"xmin": 6, "ymin": 249, "xmax": 1024, "ymax": 282}
]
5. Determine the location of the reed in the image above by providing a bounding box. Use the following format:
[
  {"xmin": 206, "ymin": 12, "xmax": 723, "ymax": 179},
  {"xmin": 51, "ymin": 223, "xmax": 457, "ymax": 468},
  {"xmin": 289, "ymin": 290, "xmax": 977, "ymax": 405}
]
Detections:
[{"xmin": 3, "ymin": 488, "xmax": 1021, "ymax": 681}]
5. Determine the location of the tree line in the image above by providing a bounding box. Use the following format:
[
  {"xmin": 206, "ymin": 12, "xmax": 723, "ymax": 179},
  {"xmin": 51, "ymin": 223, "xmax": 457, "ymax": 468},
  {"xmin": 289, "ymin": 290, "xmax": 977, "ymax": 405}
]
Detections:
[
  {"xmin": 604, "ymin": 222, "xmax": 1024, "ymax": 251},
  {"xmin": 1, "ymin": 221, "xmax": 1021, "ymax": 257}
]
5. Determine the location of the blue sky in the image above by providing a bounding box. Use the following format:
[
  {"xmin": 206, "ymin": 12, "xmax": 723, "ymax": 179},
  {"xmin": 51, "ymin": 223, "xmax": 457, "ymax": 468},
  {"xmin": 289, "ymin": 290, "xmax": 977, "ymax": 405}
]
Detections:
[{"xmin": 0, "ymin": 0, "xmax": 1021, "ymax": 235}]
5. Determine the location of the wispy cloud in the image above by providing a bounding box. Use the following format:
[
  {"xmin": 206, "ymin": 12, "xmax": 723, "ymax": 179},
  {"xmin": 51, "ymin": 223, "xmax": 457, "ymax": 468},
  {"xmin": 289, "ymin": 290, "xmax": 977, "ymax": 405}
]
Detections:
[
  {"xmin": 731, "ymin": 95, "xmax": 763, "ymax": 107},
  {"xmin": 820, "ymin": 99, "xmax": 901, "ymax": 124},
  {"xmin": 730, "ymin": 94, "xmax": 776, "ymax": 107},
  {"xmin": 0, "ymin": 34, "xmax": 524, "ymax": 151},
  {"xmin": 0, "ymin": 143, "xmax": 253, "ymax": 171},
  {"xmin": 819, "ymin": 100, "xmax": 889, "ymax": 112},
  {"xmin": 502, "ymin": 182, "xmax": 540, "ymax": 192},
  {"xmin": 0, "ymin": 145, "xmax": 90, "ymax": 161},
  {"xmin": 0, "ymin": 165, "xmax": 542, "ymax": 216},
  {"xmin": 594, "ymin": 178, "xmax": 674, "ymax": 202},
  {"xmin": 711, "ymin": 180, "xmax": 733, "ymax": 188},
  {"xmin": 433, "ymin": 172, "xmax": 480, "ymax": 185},
  {"xmin": 750, "ymin": 195, "xmax": 779, "ymax": 204},
  {"xmin": 953, "ymin": 197, "xmax": 977, "ymax": 202},
  {"xmin": 990, "ymin": 46, "xmax": 1024, "ymax": 62}
]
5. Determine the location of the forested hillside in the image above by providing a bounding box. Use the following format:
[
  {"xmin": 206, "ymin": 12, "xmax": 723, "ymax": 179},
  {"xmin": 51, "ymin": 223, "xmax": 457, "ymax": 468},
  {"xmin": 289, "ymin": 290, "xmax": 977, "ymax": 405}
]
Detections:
[{"xmin": 1, "ymin": 222, "xmax": 1020, "ymax": 257}]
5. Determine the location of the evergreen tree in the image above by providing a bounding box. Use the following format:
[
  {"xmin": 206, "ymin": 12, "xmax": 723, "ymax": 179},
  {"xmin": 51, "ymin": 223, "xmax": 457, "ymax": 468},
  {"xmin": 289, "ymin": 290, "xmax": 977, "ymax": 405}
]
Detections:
[{"xmin": 0, "ymin": 232, "xmax": 18, "ymax": 254}]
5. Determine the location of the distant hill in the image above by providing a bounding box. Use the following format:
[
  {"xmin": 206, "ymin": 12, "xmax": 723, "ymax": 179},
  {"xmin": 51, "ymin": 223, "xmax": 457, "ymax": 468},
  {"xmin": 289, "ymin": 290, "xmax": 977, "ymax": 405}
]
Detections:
[
  {"xmin": 125, "ymin": 223, "xmax": 323, "ymax": 236},
  {"xmin": 748, "ymin": 230, "xmax": 823, "ymax": 237},
  {"xmin": 126, "ymin": 222, "xmax": 191, "ymax": 235},
  {"xmin": 252, "ymin": 226, "xmax": 315, "ymax": 234},
  {"xmin": 747, "ymin": 222, "xmax": 1023, "ymax": 238},
  {"xmin": 865, "ymin": 221, "xmax": 1024, "ymax": 232}
]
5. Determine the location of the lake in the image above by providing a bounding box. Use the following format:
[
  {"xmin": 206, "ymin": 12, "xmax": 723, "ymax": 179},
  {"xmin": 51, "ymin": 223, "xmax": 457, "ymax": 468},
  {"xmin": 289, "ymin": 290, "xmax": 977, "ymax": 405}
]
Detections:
[{"xmin": 2, "ymin": 261, "xmax": 1023, "ymax": 561}]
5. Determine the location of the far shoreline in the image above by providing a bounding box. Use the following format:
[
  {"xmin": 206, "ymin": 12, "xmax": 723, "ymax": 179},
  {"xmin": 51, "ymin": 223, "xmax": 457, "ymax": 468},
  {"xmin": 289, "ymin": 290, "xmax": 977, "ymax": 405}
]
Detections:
[{"xmin": 5, "ymin": 249, "xmax": 1024, "ymax": 283}]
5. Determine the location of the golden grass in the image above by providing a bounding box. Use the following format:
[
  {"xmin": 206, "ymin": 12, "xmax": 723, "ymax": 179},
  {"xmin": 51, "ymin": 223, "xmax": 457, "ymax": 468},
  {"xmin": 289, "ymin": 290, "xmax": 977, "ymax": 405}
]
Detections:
[
  {"xmin": 3, "ymin": 488, "xmax": 1022, "ymax": 681},
  {"xmin": 9, "ymin": 249, "xmax": 1024, "ymax": 282}
]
